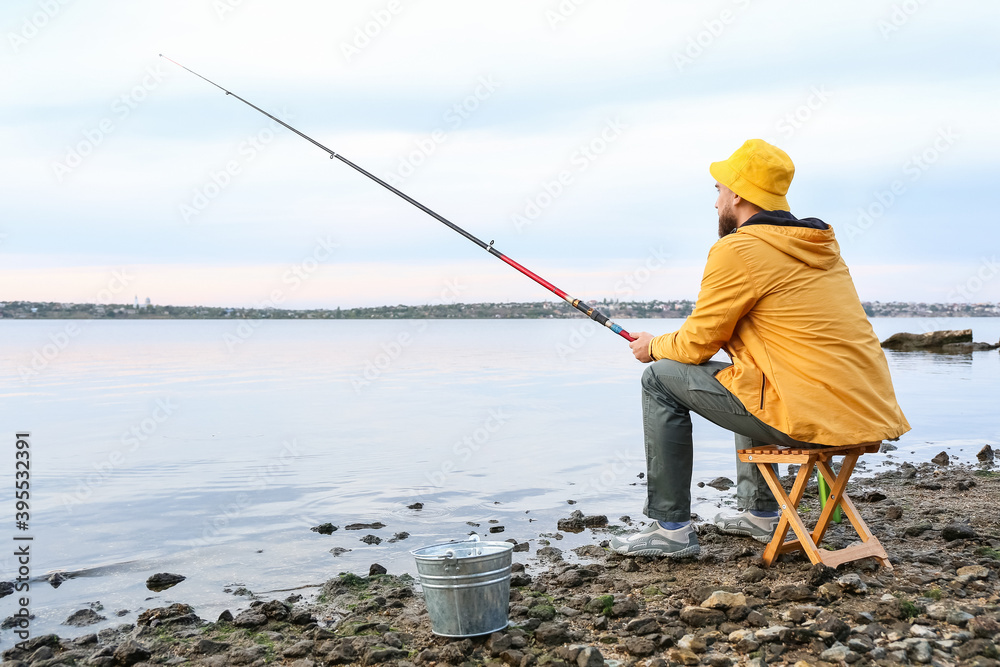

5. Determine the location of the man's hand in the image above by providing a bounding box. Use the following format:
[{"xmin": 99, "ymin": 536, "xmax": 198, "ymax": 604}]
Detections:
[{"xmin": 629, "ymin": 331, "xmax": 655, "ymax": 363}]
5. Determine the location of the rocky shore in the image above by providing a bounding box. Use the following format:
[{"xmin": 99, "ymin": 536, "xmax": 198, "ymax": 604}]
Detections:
[{"xmin": 4, "ymin": 455, "xmax": 999, "ymax": 667}]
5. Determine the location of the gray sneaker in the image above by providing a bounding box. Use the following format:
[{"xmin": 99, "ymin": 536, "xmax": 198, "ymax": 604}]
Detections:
[
  {"xmin": 713, "ymin": 510, "xmax": 779, "ymax": 543},
  {"xmin": 609, "ymin": 522, "xmax": 700, "ymax": 558}
]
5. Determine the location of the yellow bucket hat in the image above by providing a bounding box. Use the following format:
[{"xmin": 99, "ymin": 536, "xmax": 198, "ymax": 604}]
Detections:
[{"xmin": 709, "ymin": 139, "xmax": 794, "ymax": 212}]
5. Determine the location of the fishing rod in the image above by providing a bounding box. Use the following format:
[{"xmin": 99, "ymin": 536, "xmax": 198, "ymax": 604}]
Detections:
[{"xmin": 160, "ymin": 55, "xmax": 637, "ymax": 342}]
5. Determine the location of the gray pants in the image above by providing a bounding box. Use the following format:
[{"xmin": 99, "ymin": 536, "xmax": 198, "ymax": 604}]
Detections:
[{"xmin": 641, "ymin": 359, "xmax": 814, "ymax": 522}]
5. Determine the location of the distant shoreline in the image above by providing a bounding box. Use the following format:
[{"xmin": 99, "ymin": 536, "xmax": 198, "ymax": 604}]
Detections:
[{"xmin": 2, "ymin": 299, "xmax": 999, "ymax": 320}]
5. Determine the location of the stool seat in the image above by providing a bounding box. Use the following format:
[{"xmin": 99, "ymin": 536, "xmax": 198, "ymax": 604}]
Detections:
[{"xmin": 737, "ymin": 442, "xmax": 892, "ymax": 570}]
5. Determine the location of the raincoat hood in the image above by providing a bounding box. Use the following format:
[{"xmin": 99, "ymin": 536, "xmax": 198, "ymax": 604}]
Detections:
[{"xmin": 738, "ymin": 210, "xmax": 840, "ymax": 271}]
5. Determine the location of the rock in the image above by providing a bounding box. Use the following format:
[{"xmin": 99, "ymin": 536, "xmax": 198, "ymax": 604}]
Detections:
[
  {"xmin": 668, "ymin": 648, "xmax": 702, "ymax": 665},
  {"xmin": 345, "ymin": 522, "xmax": 386, "ymax": 530},
  {"xmin": 573, "ymin": 545, "xmax": 605, "ymax": 559},
  {"xmin": 511, "ymin": 573, "xmax": 532, "ymax": 587},
  {"xmin": 807, "ymin": 563, "xmax": 836, "ymax": 586},
  {"xmin": 0, "ymin": 582, "xmax": 14, "ymax": 599},
  {"xmin": 407, "ymin": 502, "xmax": 423, "ymax": 509},
  {"xmin": 847, "ymin": 635, "xmax": 875, "ymax": 653},
  {"xmin": 707, "ymin": 477, "xmax": 734, "ymax": 491},
  {"xmin": 755, "ymin": 626, "xmax": 789, "ymax": 643},
  {"xmin": 956, "ymin": 639, "xmax": 1000, "ymax": 661},
  {"xmin": 820, "ymin": 642, "xmax": 855, "ymax": 662},
  {"xmin": 583, "ymin": 514, "xmax": 608, "ymax": 528},
  {"xmin": 364, "ymin": 647, "xmax": 407, "ymax": 663},
  {"xmin": 499, "ymin": 648, "xmax": 525, "ymax": 665},
  {"xmin": 113, "ymin": 640, "xmax": 151, "ymax": 666},
  {"xmin": 907, "ymin": 639, "xmax": 932, "ymax": 664},
  {"xmin": 528, "ymin": 604, "xmax": 556, "ymax": 621},
  {"xmin": 63, "ymin": 608, "xmax": 106, "ymax": 627},
  {"xmin": 931, "ymin": 451, "xmax": 950, "ymax": 466},
  {"xmin": 217, "ymin": 609, "xmax": 234, "ymax": 623},
  {"xmin": 534, "ymin": 621, "xmax": 570, "ymax": 645},
  {"xmin": 369, "ymin": 563, "xmax": 388, "ymax": 576},
  {"xmin": 978, "ymin": 444, "xmax": 995, "ymax": 462},
  {"xmin": 194, "ymin": 639, "xmax": 230, "ymax": 655},
  {"xmin": 360, "ymin": 534, "xmax": 382, "ymax": 545},
  {"xmin": 677, "ymin": 634, "xmax": 707, "ymax": 653},
  {"xmin": 941, "ymin": 522, "xmax": 978, "ymax": 540},
  {"xmin": 880, "ymin": 442, "xmax": 898, "ymax": 453},
  {"xmin": 584, "ymin": 595, "xmax": 614, "ymax": 615},
  {"xmin": 946, "ymin": 610, "xmax": 975, "ymax": 626},
  {"xmin": 886, "ymin": 505, "xmax": 903, "ymax": 520},
  {"xmin": 971, "ymin": 615, "xmax": 1000, "ymax": 639},
  {"xmin": 880, "ymin": 329, "xmax": 972, "ymax": 350},
  {"xmin": 290, "ymin": 609, "xmax": 316, "ymax": 625},
  {"xmin": 817, "ymin": 582, "xmax": 843, "ymax": 601},
  {"xmin": 680, "ymin": 606, "xmax": 726, "ymax": 627},
  {"xmin": 957, "ymin": 564, "xmax": 990, "ymax": 580},
  {"xmin": 551, "ymin": 645, "xmax": 582, "ymax": 663},
  {"xmin": 29, "ymin": 645, "xmax": 54, "ymax": 661},
  {"xmin": 327, "ymin": 640, "xmax": 358, "ymax": 663},
  {"xmin": 310, "ymin": 523, "xmax": 338, "ymax": 534},
  {"xmin": 728, "ymin": 629, "xmax": 759, "ymax": 652},
  {"xmin": 387, "ymin": 532, "xmax": 409, "ymax": 543},
  {"xmin": 857, "ymin": 490, "xmax": 887, "ymax": 502},
  {"xmin": 283, "ymin": 640, "xmax": 315, "ymax": 658},
  {"xmin": 48, "ymin": 572, "xmax": 69, "ymax": 588},
  {"xmin": 610, "ymin": 599, "xmax": 640, "ymax": 618},
  {"xmin": 576, "ymin": 646, "xmax": 605, "ymax": 667},
  {"xmin": 619, "ymin": 559, "xmax": 639, "ymax": 573},
  {"xmin": 623, "ymin": 636, "xmax": 656, "ymax": 656},
  {"xmin": 815, "ymin": 613, "xmax": 850, "ymax": 642},
  {"xmin": 558, "ymin": 510, "xmax": 585, "ymax": 533},
  {"xmin": 233, "ymin": 609, "xmax": 267, "ymax": 627},
  {"xmin": 740, "ymin": 566, "xmax": 766, "ymax": 583},
  {"xmin": 330, "ymin": 547, "xmax": 351, "ymax": 556},
  {"xmin": 260, "ymin": 599, "xmax": 289, "ymax": 620},
  {"xmin": 536, "ymin": 546, "xmax": 563, "ymax": 561},
  {"xmin": 556, "ymin": 570, "xmax": 584, "ymax": 587},
  {"xmin": 701, "ymin": 591, "xmax": 747, "ymax": 609},
  {"xmin": 770, "ymin": 584, "xmax": 815, "ymax": 602},
  {"xmin": 904, "ymin": 522, "xmax": 932, "ymax": 537},
  {"xmin": 625, "ymin": 617, "xmax": 660, "ymax": 635},
  {"xmin": 488, "ymin": 633, "xmax": 512, "ymax": 657},
  {"xmin": 489, "ymin": 525, "xmax": 505, "ymax": 533},
  {"xmin": 837, "ymin": 573, "xmax": 868, "ymax": 594},
  {"xmin": 145, "ymin": 572, "xmax": 186, "ymax": 591}
]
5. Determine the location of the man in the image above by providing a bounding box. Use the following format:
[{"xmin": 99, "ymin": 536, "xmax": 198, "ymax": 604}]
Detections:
[{"xmin": 610, "ymin": 139, "xmax": 910, "ymax": 558}]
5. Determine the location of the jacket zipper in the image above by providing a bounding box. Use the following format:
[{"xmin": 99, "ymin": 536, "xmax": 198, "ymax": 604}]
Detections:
[{"xmin": 759, "ymin": 373, "xmax": 766, "ymax": 410}]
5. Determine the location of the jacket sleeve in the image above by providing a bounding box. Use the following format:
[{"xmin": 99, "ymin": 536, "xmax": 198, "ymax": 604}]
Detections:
[{"xmin": 649, "ymin": 240, "xmax": 758, "ymax": 364}]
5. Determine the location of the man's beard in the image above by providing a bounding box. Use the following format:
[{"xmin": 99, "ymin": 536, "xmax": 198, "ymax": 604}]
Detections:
[{"xmin": 718, "ymin": 208, "xmax": 738, "ymax": 238}]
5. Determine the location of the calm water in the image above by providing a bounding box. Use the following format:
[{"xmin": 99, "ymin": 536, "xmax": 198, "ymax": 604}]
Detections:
[{"xmin": 0, "ymin": 317, "xmax": 998, "ymax": 644}]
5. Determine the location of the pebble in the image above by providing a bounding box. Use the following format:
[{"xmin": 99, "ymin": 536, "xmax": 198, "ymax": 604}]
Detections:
[{"xmin": 700, "ymin": 591, "xmax": 746, "ymax": 609}]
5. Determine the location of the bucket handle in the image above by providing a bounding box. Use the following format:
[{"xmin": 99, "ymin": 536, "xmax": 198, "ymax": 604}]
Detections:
[
  {"xmin": 442, "ymin": 534, "xmax": 482, "ymax": 572},
  {"xmin": 442, "ymin": 548, "xmax": 458, "ymax": 573}
]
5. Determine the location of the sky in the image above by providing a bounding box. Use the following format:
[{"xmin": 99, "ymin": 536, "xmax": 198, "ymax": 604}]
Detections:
[{"xmin": 1, "ymin": 0, "xmax": 998, "ymax": 309}]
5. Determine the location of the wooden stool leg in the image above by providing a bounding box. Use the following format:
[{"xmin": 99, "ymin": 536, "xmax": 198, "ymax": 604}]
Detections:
[
  {"xmin": 757, "ymin": 458, "xmax": 823, "ymax": 567},
  {"xmin": 815, "ymin": 459, "xmax": 893, "ymax": 570}
]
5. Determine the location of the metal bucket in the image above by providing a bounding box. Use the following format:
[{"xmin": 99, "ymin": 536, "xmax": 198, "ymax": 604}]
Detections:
[{"xmin": 411, "ymin": 534, "xmax": 514, "ymax": 637}]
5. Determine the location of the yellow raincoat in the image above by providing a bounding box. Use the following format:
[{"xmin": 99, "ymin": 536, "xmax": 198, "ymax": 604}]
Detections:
[{"xmin": 649, "ymin": 219, "xmax": 910, "ymax": 446}]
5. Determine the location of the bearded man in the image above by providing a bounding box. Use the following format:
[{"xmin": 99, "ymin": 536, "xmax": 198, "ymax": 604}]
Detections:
[{"xmin": 610, "ymin": 139, "xmax": 910, "ymax": 558}]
